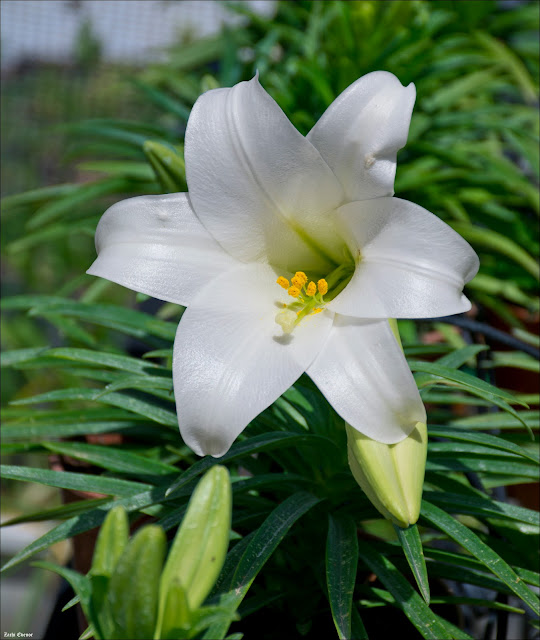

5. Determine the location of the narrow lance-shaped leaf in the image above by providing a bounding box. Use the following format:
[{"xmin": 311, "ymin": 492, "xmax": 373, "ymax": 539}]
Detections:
[
  {"xmin": 203, "ymin": 492, "xmax": 321, "ymax": 640},
  {"xmin": 394, "ymin": 523, "xmax": 430, "ymax": 604},
  {"xmin": 356, "ymin": 539, "xmax": 458, "ymax": 640},
  {"xmin": 0, "ymin": 464, "xmax": 153, "ymax": 497},
  {"xmin": 420, "ymin": 500, "xmax": 540, "ymax": 616},
  {"xmin": 326, "ymin": 514, "xmax": 359, "ymax": 640}
]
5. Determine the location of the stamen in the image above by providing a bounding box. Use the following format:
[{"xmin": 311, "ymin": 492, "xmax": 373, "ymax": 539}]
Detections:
[
  {"xmin": 306, "ymin": 281, "xmax": 316, "ymax": 296},
  {"xmin": 287, "ymin": 286, "xmax": 301, "ymax": 298},
  {"xmin": 275, "ymin": 264, "xmax": 350, "ymax": 334}
]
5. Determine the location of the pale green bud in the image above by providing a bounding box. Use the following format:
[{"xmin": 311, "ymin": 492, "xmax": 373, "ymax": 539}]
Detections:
[
  {"xmin": 107, "ymin": 525, "xmax": 167, "ymax": 640},
  {"xmin": 347, "ymin": 319, "xmax": 427, "ymax": 528},
  {"xmin": 155, "ymin": 465, "xmax": 232, "ymax": 638},
  {"xmin": 347, "ymin": 420, "xmax": 427, "ymax": 528},
  {"xmin": 90, "ymin": 505, "xmax": 129, "ymax": 578},
  {"xmin": 143, "ymin": 140, "xmax": 186, "ymax": 193}
]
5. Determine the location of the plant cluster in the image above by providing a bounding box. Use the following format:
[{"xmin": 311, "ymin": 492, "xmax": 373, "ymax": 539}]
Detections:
[{"xmin": 1, "ymin": 2, "xmax": 538, "ymax": 639}]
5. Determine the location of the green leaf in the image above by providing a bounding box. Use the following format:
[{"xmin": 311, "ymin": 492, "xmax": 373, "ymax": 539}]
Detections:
[
  {"xmin": 11, "ymin": 388, "xmax": 178, "ymax": 427},
  {"xmin": 491, "ymin": 351, "xmax": 540, "ymax": 372},
  {"xmin": 32, "ymin": 562, "xmax": 99, "ymax": 638},
  {"xmin": 165, "ymin": 431, "xmax": 338, "ymax": 498},
  {"xmin": 428, "ymin": 441, "xmax": 536, "ymax": 461},
  {"xmin": 450, "ymin": 223, "xmax": 540, "ymax": 279},
  {"xmin": 37, "ymin": 313, "xmax": 98, "ymax": 347},
  {"xmin": 411, "ymin": 360, "xmax": 531, "ymax": 434},
  {"xmin": 205, "ymin": 492, "xmax": 321, "ymax": 639},
  {"xmin": 394, "ymin": 524, "xmax": 430, "ymax": 604},
  {"xmin": 26, "ymin": 177, "xmax": 132, "ymax": 230},
  {"xmin": 425, "ymin": 456, "xmax": 538, "ymax": 478},
  {"xmin": 434, "ymin": 345, "xmax": 488, "ymax": 368},
  {"xmin": 356, "ymin": 539, "xmax": 455, "ymax": 640},
  {"xmin": 0, "ymin": 485, "xmax": 169, "ymax": 573},
  {"xmin": 2, "ymin": 420, "xmax": 154, "ymax": 441},
  {"xmin": 0, "ymin": 347, "xmax": 47, "ymax": 367},
  {"xmin": 1, "ymin": 183, "xmax": 78, "ymax": 212},
  {"xmin": 2, "ymin": 296, "xmax": 177, "ymax": 341},
  {"xmin": 428, "ymin": 426, "xmax": 539, "ymax": 464},
  {"xmin": 0, "ymin": 498, "xmax": 111, "ymax": 526},
  {"xmin": 420, "ymin": 500, "xmax": 540, "ymax": 615},
  {"xmin": 95, "ymin": 374, "xmax": 173, "ymax": 400},
  {"xmin": 1, "ymin": 434, "xmax": 325, "ymax": 574},
  {"xmin": 44, "ymin": 347, "xmax": 166, "ymax": 375},
  {"xmin": 326, "ymin": 514, "xmax": 358, "ymax": 640},
  {"xmin": 350, "ymin": 606, "xmax": 369, "ymax": 640},
  {"xmin": 0, "ymin": 465, "xmax": 153, "ymax": 497},
  {"xmin": 41, "ymin": 441, "xmax": 178, "ymax": 476},
  {"xmin": 423, "ymin": 491, "xmax": 540, "ymax": 528},
  {"xmin": 359, "ymin": 586, "xmax": 525, "ymax": 613},
  {"xmin": 6, "ymin": 220, "xmax": 97, "ymax": 254},
  {"xmin": 450, "ymin": 410, "xmax": 539, "ymax": 430},
  {"xmin": 474, "ymin": 30, "xmax": 537, "ymax": 102},
  {"xmin": 76, "ymin": 160, "xmax": 155, "ymax": 181},
  {"xmin": 411, "ymin": 360, "xmax": 527, "ymax": 405}
]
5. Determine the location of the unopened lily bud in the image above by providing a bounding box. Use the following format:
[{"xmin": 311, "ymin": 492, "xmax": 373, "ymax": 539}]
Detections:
[
  {"xmin": 155, "ymin": 465, "xmax": 232, "ymax": 638},
  {"xmin": 143, "ymin": 140, "xmax": 186, "ymax": 193},
  {"xmin": 346, "ymin": 420, "xmax": 427, "ymax": 528}
]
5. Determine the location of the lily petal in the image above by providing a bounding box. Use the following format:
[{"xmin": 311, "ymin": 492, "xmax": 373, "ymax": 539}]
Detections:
[
  {"xmin": 330, "ymin": 197, "xmax": 479, "ymax": 318},
  {"xmin": 173, "ymin": 263, "xmax": 334, "ymax": 457},
  {"xmin": 307, "ymin": 71, "xmax": 416, "ymax": 201},
  {"xmin": 87, "ymin": 193, "xmax": 236, "ymax": 306},
  {"xmin": 185, "ymin": 75, "xmax": 346, "ymax": 272},
  {"xmin": 307, "ymin": 316, "xmax": 426, "ymax": 443}
]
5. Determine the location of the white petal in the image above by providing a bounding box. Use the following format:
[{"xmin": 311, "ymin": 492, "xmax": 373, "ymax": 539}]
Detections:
[
  {"xmin": 87, "ymin": 193, "xmax": 237, "ymax": 306},
  {"xmin": 329, "ymin": 198, "xmax": 479, "ymax": 318},
  {"xmin": 173, "ymin": 263, "xmax": 334, "ymax": 457},
  {"xmin": 307, "ymin": 316, "xmax": 426, "ymax": 443},
  {"xmin": 185, "ymin": 75, "xmax": 346, "ymax": 272},
  {"xmin": 307, "ymin": 71, "xmax": 416, "ymax": 201}
]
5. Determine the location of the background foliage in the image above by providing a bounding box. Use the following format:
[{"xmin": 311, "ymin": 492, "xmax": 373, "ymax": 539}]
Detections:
[{"xmin": 1, "ymin": 1, "xmax": 539, "ymax": 639}]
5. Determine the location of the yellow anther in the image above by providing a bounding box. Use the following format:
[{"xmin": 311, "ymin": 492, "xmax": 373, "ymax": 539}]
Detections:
[
  {"xmin": 291, "ymin": 276, "xmax": 304, "ymax": 288},
  {"xmin": 276, "ymin": 276, "xmax": 290, "ymax": 289},
  {"xmin": 317, "ymin": 279, "xmax": 328, "ymax": 295},
  {"xmin": 288, "ymin": 286, "xmax": 301, "ymax": 298},
  {"xmin": 306, "ymin": 281, "xmax": 316, "ymax": 296},
  {"xmin": 310, "ymin": 308, "xmax": 323, "ymax": 315},
  {"xmin": 294, "ymin": 271, "xmax": 308, "ymax": 286}
]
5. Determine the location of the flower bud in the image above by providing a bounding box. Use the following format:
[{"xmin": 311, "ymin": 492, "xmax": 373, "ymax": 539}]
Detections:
[
  {"xmin": 346, "ymin": 420, "xmax": 427, "ymax": 528},
  {"xmin": 155, "ymin": 465, "xmax": 232, "ymax": 638},
  {"xmin": 143, "ymin": 140, "xmax": 186, "ymax": 192}
]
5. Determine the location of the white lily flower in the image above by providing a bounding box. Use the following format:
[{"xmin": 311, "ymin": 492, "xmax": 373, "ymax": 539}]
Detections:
[{"xmin": 88, "ymin": 71, "xmax": 479, "ymax": 458}]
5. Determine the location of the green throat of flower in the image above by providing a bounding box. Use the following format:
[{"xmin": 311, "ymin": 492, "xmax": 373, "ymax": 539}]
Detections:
[{"xmin": 274, "ymin": 263, "xmax": 354, "ymax": 334}]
